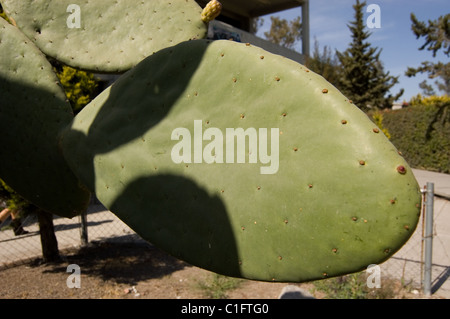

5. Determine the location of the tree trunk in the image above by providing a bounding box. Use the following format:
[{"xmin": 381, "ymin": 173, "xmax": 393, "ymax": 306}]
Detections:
[{"xmin": 37, "ymin": 209, "xmax": 60, "ymax": 262}]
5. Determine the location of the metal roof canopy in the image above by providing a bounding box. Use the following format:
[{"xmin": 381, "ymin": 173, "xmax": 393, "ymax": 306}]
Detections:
[{"xmin": 196, "ymin": 0, "xmax": 310, "ymax": 56}]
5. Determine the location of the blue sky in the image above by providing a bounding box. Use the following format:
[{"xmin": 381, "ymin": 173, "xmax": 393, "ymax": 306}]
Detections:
[{"xmin": 256, "ymin": 0, "xmax": 449, "ymax": 102}]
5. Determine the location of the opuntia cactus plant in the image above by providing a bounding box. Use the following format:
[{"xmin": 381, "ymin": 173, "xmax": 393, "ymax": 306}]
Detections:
[
  {"xmin": 0, "ymin": 0, "xmax": 424, "ymax": 283},
  {"xmin": 0, "ymin": 0, "xmax": 209, "ymax": 72},
  {"xmin": 60, "ymin": 39, "xmax": 422, "ymax": 282},
  {"xmin": 0, "ymin": 17, "xmax": 90, "ymax": 218}
]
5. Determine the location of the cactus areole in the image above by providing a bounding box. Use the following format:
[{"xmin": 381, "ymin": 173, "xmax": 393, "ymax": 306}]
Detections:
[{"xmin": 61, "ymin": 39, "xmax": 422, "ymax": 282}]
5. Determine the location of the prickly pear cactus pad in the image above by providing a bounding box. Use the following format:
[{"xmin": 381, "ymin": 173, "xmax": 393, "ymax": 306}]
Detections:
[
  {"xmin": 0, "ymin": 18, "xmax": 90, "ymax": 218},
  {"xmin": 0, "ymin": 0, "xmax": 208, "ymax": 73},
  {"xmin": 61, "ymin": 39, "xmax": 422, "ymax": 282}
]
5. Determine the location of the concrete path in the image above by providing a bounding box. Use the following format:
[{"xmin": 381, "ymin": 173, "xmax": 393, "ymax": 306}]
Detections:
[
  {"xmin": 382, "ymin": 169, "xmax": 449, "ymax": 298},
  {"xmin": 410, "ymin": 169, "xmax": 450, "ymax": 298}
]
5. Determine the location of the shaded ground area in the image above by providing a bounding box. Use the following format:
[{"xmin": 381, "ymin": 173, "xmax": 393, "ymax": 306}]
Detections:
[
  {"xmin": 0, "ymin": 241, "xmax": 434, "ymax": 299},
  {"xmin": 0, "ymin": 241, "xmax": 298, "ymax": 299}
]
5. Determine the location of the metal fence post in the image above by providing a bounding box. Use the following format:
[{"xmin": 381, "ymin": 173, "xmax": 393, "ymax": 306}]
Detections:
[{"xmin": 423, "ymin": 182, "xmax": 434, "ymax": 296}]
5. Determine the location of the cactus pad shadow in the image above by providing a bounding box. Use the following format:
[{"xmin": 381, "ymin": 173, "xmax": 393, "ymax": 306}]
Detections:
[{"xmin": 0, "ymin": 18, "xmax": 90, "ymax": 218}]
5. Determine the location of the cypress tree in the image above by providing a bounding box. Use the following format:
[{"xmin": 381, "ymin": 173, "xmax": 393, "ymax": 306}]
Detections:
[{"xmin": 336, "ymin": 0, "xmax": 403, "ymax": 111}]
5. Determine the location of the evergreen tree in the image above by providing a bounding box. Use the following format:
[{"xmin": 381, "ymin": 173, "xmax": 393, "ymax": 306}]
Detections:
[
  {"xmin": 336, "ymin": 0, "xmax": 403, "ymax": 111},
  {"xmin": 406, "ymin": 13, "xmax": 449, "ymax": 96},
  {"xmin": 406, "ymin": 13, "xmax": 449, "ymax": 136},
  {"xmin": 305, "ymin": 38, "xmax": 342, "ymax": 89},
  {"xmin": 409, "ymin": 13, "xmax": 449, "ymax": 58}
]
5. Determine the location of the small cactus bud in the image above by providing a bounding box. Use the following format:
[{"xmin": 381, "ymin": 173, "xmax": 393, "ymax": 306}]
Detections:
[{"xmin": 201, "ymin": 0, "xmax": 222, "ymax": 23}]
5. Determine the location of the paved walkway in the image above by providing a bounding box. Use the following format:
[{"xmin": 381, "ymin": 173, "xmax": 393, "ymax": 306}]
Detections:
[
  {"xmin": 409, "ymin": 169, "xmax": 450, "ymax": 298},
  {"xmin": 0, "ymin": 169, "xmax": 449, "ymax": 298},
  {"xmin": 379, "ymin": 169, "xmax": 450, "ymax": 298}
]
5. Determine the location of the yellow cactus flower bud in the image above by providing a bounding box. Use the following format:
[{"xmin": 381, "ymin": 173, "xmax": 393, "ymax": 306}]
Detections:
[{"xmin": 201, "ymin": 0, "xmax": 222, "ymax": 23}]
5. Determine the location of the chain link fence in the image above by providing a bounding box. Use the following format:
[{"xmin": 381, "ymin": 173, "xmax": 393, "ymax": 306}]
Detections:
[
  {"xmin": 1, "ymin": 192, "xmax": 449, "ymax": 295},
  {"xmin": 0, "ymin": 199, "xmax": 144, "ymax": 269},
  {"xmin": 381, "ymin": 190, "xmax": 450, "ymax": 294}
]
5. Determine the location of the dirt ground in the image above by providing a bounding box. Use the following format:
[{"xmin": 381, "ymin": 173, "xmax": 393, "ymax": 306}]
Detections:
[
  {"xmin": 0, "ymin": 241, "xmax": 430, "ymax": 299},
  {"xmin": 0, "ymin": 241, "xmax": 312, "ymax": 299}
]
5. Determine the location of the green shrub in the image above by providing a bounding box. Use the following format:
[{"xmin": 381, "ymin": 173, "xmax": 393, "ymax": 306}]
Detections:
[
  {"xmin": 53, "ymin": 64, "xmax": 100, "ymax": 114},
  {"xmin": 372, "ymin": 110, "xmax": 391, "ymax": 139},
  {"xmin": 312, "ymin": 272, "xmax": 399, "ymax": 299},
  {"xmin": 313, "ymin": 273, "xmax": 369, "ymax": 299},
  {"xmin": 0, "ymin": 178, "xmax": 30, "ymax": 211},
  {"xmin": 380, "ymin": 101, "xmax": 450, "ymax": 174},
  {"xmin": 196, "ymin": 273, "xmax": 243, "ymax": 299}
]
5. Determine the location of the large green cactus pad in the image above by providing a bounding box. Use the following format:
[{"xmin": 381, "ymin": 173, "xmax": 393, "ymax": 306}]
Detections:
[
  {"xmin": 0, "ymin": 0, "xmax": 207, "ymax": 73},
  {"xmin": 61, "ymin": 39, "xmax": 422, "ymax": 282},
  {"xmin": 0, "ymin": 18, "xmax": 90, "ymax": 218}
]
